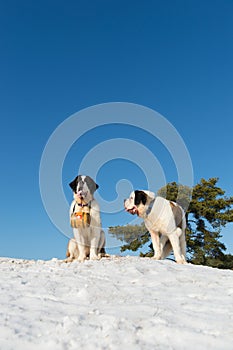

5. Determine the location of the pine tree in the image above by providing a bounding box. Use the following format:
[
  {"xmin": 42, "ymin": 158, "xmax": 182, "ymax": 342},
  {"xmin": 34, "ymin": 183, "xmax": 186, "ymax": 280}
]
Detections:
[{"xmin": 186, "ymin": 178, "xmax": 233, "ymax": 266}]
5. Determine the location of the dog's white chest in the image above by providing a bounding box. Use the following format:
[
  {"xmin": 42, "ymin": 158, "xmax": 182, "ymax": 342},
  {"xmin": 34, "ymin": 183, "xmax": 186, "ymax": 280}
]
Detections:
[{"xmin": 145, "ymin": 197, "xmax": 175, "ymax": 234}]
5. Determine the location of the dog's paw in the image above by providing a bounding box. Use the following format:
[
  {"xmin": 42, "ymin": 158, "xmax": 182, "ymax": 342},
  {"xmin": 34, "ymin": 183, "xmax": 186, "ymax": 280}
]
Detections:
[
  {"xmin": 152, "ymin": 254, "xmax": 162, "ymax": 260},
  {"xmin": 90, "ymin": 254, "xmax": 100, "ymax": 261},
  {"xmin": 63, "ymin": 257, "xmax": 74, "ymax": 263},
  {"xmin": 77, "ymin": 257, "xmax": 86, "ymax": 263},
  {"xmin": 176, "ymin": 259, "xmax": 187, "ymax": 264}
]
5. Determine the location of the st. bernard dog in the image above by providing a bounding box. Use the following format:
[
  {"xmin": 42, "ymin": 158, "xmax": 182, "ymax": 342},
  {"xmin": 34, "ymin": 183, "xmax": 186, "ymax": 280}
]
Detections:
[
  {"xmin": 124, "ymin": 190, "xmax": 187, "ymax": 264},
  {"xmin": 67, "ymin": 175, "xmax": 105, "ymax": 262}
]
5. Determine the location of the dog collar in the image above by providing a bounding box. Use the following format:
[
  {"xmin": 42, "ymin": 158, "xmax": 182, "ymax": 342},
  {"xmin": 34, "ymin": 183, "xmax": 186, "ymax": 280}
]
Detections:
[
  {"xmin": 76, "ymin": 202, "xmax": 89, "ymax": 208},
  {"xmin": 146, "ymin": 199, "xmax": 155, "ymax": 216},
  {"xmin": 72, "ymin": 201, "xmax": 91, "ymax": 213}
]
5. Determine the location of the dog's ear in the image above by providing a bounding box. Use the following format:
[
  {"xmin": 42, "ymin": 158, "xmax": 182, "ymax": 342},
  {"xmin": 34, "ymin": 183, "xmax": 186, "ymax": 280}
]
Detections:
[
  {"xmin": 134, "ymin": 190, "xmax": 148, "ymax": 206},
  {"xmin": 85, "ymin": 176, "xmax": 99, "ymax": 193},
  {"xmin": 142, "ymin": 190, "xmax": 155, "ymax": 201},
  {"xmin": 69, "ymin": 176, "xmax": 78, "ymax": 192}
]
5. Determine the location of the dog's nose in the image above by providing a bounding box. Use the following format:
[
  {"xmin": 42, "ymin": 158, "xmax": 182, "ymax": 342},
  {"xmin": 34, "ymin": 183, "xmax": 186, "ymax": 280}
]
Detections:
[{"xmin": 124, "ymin": 199, "xmax": 126, "ymax": 203}]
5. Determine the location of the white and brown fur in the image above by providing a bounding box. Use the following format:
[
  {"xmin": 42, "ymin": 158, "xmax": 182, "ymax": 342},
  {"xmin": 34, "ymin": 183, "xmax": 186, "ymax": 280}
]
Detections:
[
  {"xmin": 67, "ymin": 175, "xmax": 105, "ymax": 262},
  {"xmin": 124, "ymin": 190, "xmax": 187, "ymax": 264}
]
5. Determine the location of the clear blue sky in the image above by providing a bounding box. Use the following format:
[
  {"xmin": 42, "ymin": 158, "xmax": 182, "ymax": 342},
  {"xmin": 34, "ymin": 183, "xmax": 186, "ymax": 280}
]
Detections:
[{"xmin": 1, "ymin": 0, "xmax": 233, "ymax": 260}]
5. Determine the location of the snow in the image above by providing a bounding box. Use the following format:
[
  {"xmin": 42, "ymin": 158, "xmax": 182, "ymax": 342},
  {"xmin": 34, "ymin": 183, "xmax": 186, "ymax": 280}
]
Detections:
[{"xmin": 0, "ymin": 256, "xmax": 232, "ymax": 350}]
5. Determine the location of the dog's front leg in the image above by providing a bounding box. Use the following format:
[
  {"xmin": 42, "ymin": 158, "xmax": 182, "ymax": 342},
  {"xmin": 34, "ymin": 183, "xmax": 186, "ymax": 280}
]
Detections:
[
  {"xmin": 150, "ymin": 231, "xmax": 161, "ymax": 260},
  {"xmin": 90, "ymin": 242, "xmax": 99, "ymax": 260},
  {"xmin": 77, "ymin": 244, "xmax": 87, "ymax": 262},
  {"xmin": 73, "ymin": 229, "xmax": 86, "ymax": 262},
  {"xmin": 89, "ymin": 230, "xmax": 100, "ymax": 260}
]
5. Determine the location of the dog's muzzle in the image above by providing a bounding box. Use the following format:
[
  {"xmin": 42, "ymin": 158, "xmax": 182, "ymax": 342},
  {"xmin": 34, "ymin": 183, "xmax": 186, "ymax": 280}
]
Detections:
[
  {"xmin": 124, "ymin": 200, "xmax": 138, "ymax": 215},
  {"xmin": 76, "ymin": 190, "xmax": 88, "ymax": 199}
]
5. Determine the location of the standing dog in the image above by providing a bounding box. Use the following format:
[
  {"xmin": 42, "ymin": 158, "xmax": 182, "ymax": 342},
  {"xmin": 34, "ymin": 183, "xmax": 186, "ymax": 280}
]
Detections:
[
  {"xmin": 124, "ymin": 190, "xmax": 187, "ymax": 264},
  {"xmin": 67, "ymin": 175, "xmax": 105, "ymax": 262}
]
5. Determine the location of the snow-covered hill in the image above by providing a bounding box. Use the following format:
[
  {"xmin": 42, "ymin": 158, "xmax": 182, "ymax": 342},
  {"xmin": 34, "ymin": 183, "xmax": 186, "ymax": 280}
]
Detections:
[{"xmin": 0, "ymin": 256, "xmax": 232, "ymax": 350}]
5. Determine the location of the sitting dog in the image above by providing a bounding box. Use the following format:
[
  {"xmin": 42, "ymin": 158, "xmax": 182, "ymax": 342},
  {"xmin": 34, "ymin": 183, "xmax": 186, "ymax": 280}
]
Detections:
[
  {"xmin": 124, "ymin": 190, "xmax": 187, "ymax": 264},
  {"xmin": 68, "ymin": 175, "xmax": 105, "ymax": 262}
]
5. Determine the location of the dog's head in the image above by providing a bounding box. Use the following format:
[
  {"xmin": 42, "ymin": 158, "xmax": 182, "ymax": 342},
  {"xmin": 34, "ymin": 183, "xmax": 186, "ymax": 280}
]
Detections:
[
  {"xmin": 124, "ymin": 190, "xmax": 155, "ymax": 217},
  {"xmin": 69, "ymin": 175, "xmax": 99, "ymax": 203}
]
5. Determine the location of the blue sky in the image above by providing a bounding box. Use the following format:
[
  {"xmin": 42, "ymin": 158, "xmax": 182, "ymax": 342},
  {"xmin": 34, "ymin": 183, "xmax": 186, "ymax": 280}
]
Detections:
[{"xmin": 1, "ymin": 0, "xmax": 233, "ymax": 260}]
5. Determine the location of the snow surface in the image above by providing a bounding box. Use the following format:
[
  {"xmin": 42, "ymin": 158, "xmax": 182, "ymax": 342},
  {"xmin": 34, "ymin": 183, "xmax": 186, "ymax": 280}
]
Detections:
[{"xmin": 0, "ymin": 256, "xmax": 232, "ymax": 350}]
